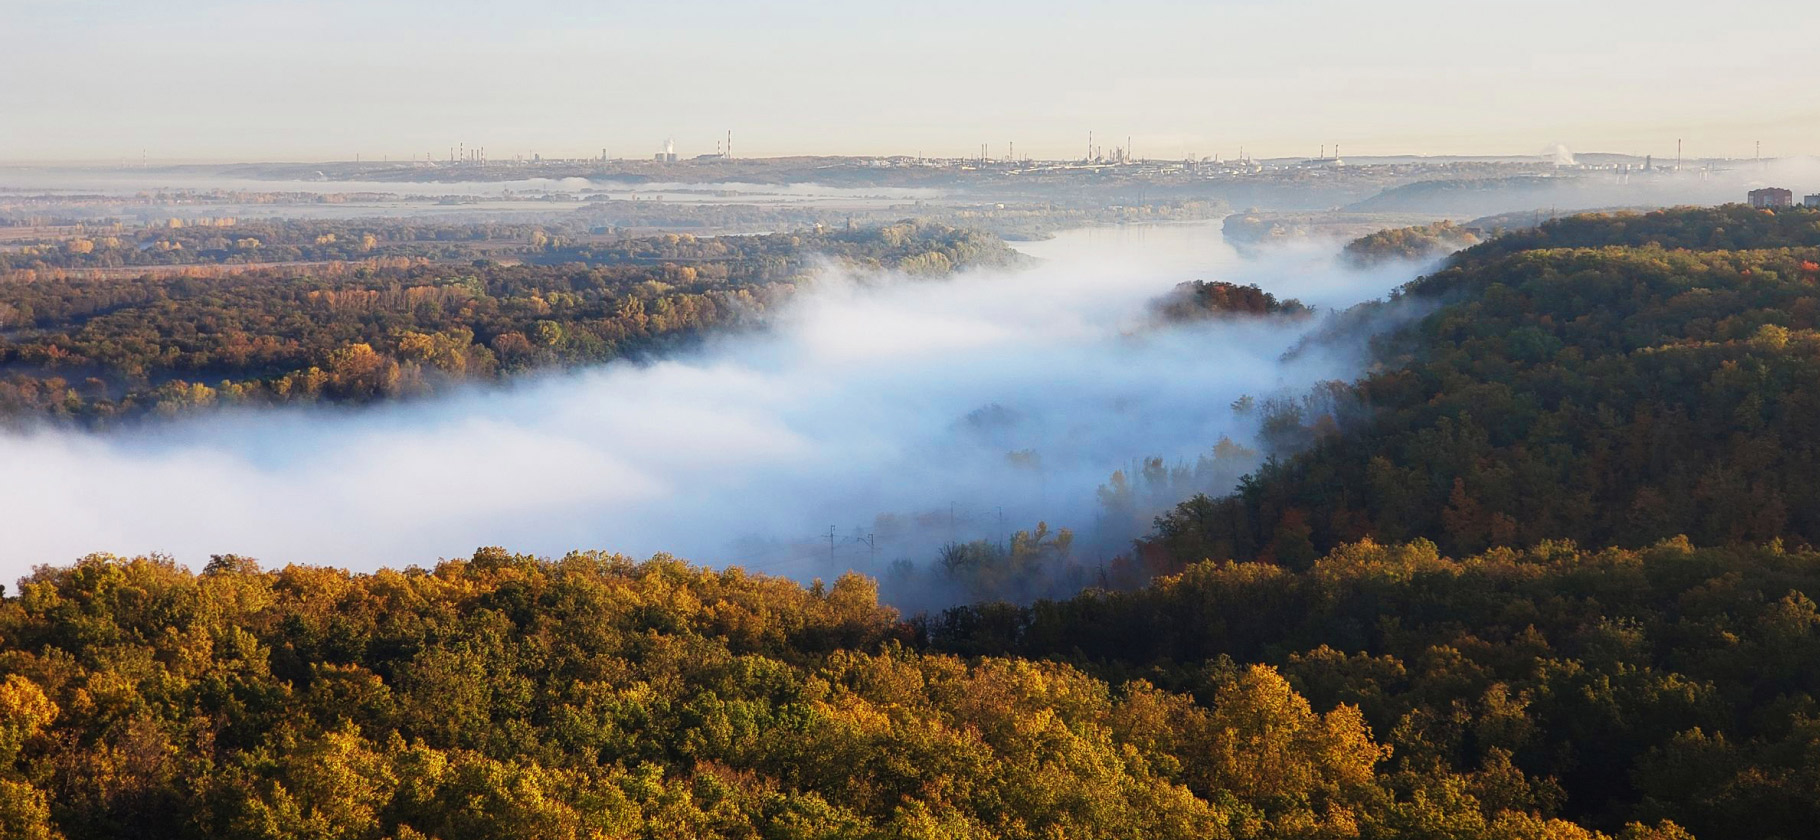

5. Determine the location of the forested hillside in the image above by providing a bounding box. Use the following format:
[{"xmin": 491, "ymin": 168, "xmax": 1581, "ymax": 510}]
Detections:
[
  {"xmin": 0, "ymin": 222, "xmax": 1014, "ymax": 424},
  {"xmin": 1144, "ymin": 205, "xmax": 1820, "ymax": 569},
  {"xmin": 0, "ymin": 550, "xmax": 1687, "ymax": 840},
  {"xmin": 934, "ymin": 538, "xmax": 1820, "ymax": 840},
  {"xmin": 6, "ymin": 206, "xmax": 1820, "ymax": 840}
]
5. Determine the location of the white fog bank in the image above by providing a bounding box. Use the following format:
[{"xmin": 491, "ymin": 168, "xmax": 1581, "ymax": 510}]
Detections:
[{"xmin": 0, "ymin": 223, "xmax": 1427, "ymax": 584}]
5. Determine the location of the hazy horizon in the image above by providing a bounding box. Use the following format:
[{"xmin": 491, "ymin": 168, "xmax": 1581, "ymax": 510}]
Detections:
[
  {"xmin": 5, "ymin": 0, "xmax": 1817, "ymax": 164},
  {"xmin": 5, "ymin": 151, "xmax": 1818, "ymax": 168}
]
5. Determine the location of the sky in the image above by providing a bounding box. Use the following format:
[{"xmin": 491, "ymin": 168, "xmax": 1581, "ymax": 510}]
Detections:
[{"xmin": 2, "ymin": 0, "xmax": 1818, "ymax": 162}]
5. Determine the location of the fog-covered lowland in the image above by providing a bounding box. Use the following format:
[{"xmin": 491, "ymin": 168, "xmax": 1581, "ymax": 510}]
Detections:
[
  {"xmin": 0, "ymin": 223, "xmax": 1429, "ymax": 599},
  {"xmin": 14, "ymin": 204, "xmax": 1820, "ymax": 840},
  {"xmin": 14, "ymin": 0, "xmax": 1820, "ymax": 834},
  {"xmin": 12, "ymin": 154, "xmax": 1814, "ymax": 251}
]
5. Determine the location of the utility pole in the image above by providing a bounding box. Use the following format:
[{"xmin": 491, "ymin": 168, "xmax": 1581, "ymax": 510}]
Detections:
[{"xmin": 828, "ymin": 526, "xmax": 837, "ymax": 563}]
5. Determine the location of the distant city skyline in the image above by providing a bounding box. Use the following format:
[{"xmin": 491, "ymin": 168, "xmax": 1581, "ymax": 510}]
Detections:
[{"xmin": 3, "ymin": 0, "xmax": 1817, "ymax": 163}]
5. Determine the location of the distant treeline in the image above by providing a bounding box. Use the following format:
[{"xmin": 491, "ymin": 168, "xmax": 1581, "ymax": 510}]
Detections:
[
  {"xmin": 0, "ymin": 222, "xmax": 1018, "ymax": 424},
  {"xmin": 0, "ymin": 201, "xmax": 1231, "ymax": 273},
  {"xmin": 0, "ymin": 219, "xmax": 552, "ymax": 271}
]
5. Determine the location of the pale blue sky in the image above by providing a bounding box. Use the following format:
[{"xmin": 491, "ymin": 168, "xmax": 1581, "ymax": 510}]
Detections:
[{"xmin": 2, "ymin": 0, "xmax": 1816, "ymax": 162}]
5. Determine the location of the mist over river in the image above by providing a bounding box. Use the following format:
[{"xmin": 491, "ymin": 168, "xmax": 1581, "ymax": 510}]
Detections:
[{"xmin": 0, "ymin": 223, "xmax": 1425, "ymax": 584}]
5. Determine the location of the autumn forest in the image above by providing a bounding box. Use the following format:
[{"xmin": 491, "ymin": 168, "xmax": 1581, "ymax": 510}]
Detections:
[{"xmin": 5, "ymin": 203, "xmax": 1820, "ymax": 840}]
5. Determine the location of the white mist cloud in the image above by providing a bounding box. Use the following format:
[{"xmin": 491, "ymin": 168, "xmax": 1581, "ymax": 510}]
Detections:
[{"xmin": 0, "ymin": 223, "xmax": 1426, "ymax": 585}]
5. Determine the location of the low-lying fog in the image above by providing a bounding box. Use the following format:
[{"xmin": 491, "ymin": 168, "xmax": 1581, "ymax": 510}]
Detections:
[
  {"xmin": 0, "ymin": 168, "xmax": 944, "ymax": 202},
  {"xmin": 0, "ymin": 223, "xmax": 1427, "ymax": 589},
  {"xmin": 0, "ymin": 169, "xmax": 946, "ymax": 223}
]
